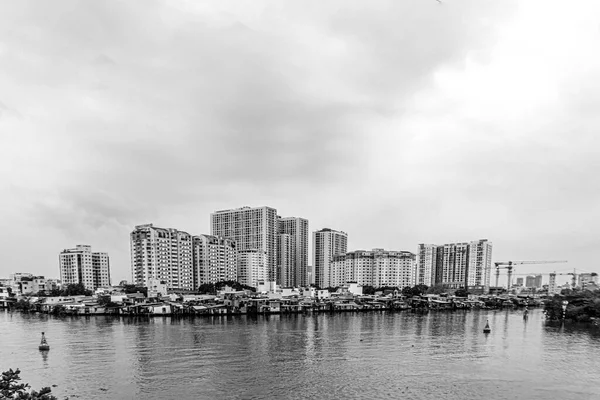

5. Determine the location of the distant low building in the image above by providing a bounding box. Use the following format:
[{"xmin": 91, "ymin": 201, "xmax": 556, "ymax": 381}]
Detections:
[
  {"xmin": 6, "ymin": 273, "xmax": 54, "ymax": 295},
  {"xmin": 578, "ymin": 273, "xmax": 599, "ymax": 289},
  {"xmin": 257, "ymin": 281, "xmax": 277, "ymax": 293},
  {"xmin": 516, "ymin": 277, "xmax": 524, "ymax": 287},
  {"xmin": 148, "ymin": 279, "xmax": 168, "ymax": 298}
]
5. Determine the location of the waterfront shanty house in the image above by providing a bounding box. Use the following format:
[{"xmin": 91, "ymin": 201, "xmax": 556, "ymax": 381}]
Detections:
[
  {"xmin": 337, "ymin": 282, "xmax": 363, "ymax": 296},
  {"xmin": 222, "ymin": 294, "xmax": 250, "ymax": 313},
  {"xmin": 111, "ymin": 294, "xmax": 128, "ymax": 303},
  {"xmin": 182, "ymin": 294, "xmax": 216, "ymax": 303},
  {"xmin": 246, "ymin": 298, "xmax": 283, "ymax": 313},
  {"xmin": 0, "ymin": 286, "xmax": 15, "ymax": 308},
  {"xmin": 125, "ymin": 293, "xmax": 146, "ymax": 304},
  {"xmin": 429, "ymin": 299, "xmax": 453, "ymax": 310},
  {"xmin": 144, "ymin": 303, "xmax": 174, "ymax": 315},
  {"xmin": 333, "ymin": 301, "xmax": 358, "ymax": 311},
  {"xmin": 281, "ymin": 299, "xmax": 305, "ymax": 313},
  {"xmin": 79, "ymin": 303, "xmax": 108, "ymax": 315},
  {"xmin": 316, "ymin": 290, "xmax": 331, "ymax": 300},
  {"xmin": 207, "ymin": 304, "xmax": 230, "ymax": 314}
]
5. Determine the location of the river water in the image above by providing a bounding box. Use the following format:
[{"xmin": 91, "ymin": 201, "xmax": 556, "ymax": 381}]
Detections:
[{"xmin": 1, "ymin": 309, "xmax": 599, "ymax": 400}]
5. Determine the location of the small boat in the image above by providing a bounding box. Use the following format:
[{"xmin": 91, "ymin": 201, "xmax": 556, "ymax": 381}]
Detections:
[
  {"xmin": 39, "ymin": 332, "xmax": 50, "ymax": 351},
  {"xmin": 483, "ymin": 320, "xmax": 491, "ymax": 334}
]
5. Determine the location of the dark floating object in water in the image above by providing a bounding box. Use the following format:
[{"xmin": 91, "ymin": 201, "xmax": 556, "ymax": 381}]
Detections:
[
  {"xmin": 39, "ymin": 332, "xmax": 50, "ymax": 351},
  {"xmin": 483, "ymin": 320, "xmax": 491, "ymax": 334}
]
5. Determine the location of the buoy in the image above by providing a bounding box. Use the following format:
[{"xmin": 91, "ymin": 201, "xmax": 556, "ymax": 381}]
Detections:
[
  {"xmin": 39, "ymin": 332, "xmax": 50, "ymax": 351},
  {"xmin": 483, "ymin": 320, "xmax": 491, "ymax": 334}
]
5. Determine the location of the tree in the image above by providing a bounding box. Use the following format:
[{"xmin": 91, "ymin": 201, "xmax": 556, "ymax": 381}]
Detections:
[
  {"xmin": 61, "ymin": 283, "xmax": 92, "ymax": 297},
  {"xmin": 401, "ymin": 286, "xmax": 413, "ymax": 297},
  {"xmin": 411, "ymin": 284, "xmax": 429, "ymax": 297},
  {"xmin": 426, "ymin": 284, "xmax": 447, "ymax": 295},
  {"xmin": 50, "ymin": 305, "xmax": 66, "ymax": 316},
  {"xmin": 198, "ymin": 283, "xmax": 216, "ymax": 294},
  {"xmin": 544, "ymin": 290, "xmax": 600, "ymax": 322},
  {"xmin": 12, "ymin": 299, "xmax": 34, "ymax": 313},
  {"xmin": 0, "ymin": 368, "xmax": 57, "ymax": 399},
  {"xmin": 122, "ymin": 284, "xmax": 148, "ymax": 297},
  {"xmin": 198, "ymin": 281, "xmax": 255, "ymax": 294},
  {"xmin": 454, "ymin": 288, "xmax": 469, "ymax": 298},
  {"xmin": 97, "ymin": 296, "xmax": 119, "ymax": 308},
  {"xmin": 362, "ymin": 286, "xmax": 376, "ymax": 295}
]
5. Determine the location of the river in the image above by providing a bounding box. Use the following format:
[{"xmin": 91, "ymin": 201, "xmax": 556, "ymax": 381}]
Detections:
[{"xmin": 1, "ymin": 309, "xmax": 599, "ymax": 400}]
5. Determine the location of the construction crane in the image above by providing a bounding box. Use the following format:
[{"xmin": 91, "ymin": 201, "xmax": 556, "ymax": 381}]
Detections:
[
  {"xmin": 494, "ymin": 260, "xmax": 568, "ymax": 290},
  {"xmin": 549, "ymin": 269, "xmax": 580, "ymax": 292},
  {"xmin": 512, "ymin": 269, "xmax": 590, "ymax": 291}
]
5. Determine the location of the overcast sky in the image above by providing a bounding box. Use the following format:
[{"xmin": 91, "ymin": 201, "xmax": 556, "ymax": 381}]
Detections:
[{"xmin": 1, "ymin": 0, "xmax": 599, "ymax": 285}]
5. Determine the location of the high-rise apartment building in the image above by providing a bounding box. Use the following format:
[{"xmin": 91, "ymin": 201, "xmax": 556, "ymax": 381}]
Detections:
[
  {"xmin": 313, "ymin": 228, "xmax": 348, "ymax": 289},
  {"xmin": 440, "ymin": 242, "xmax": 469, "ymax": 289},
  {"xmin": 330, "ymin": 249, "xmax": 416, "ymax": 288},
  {"xmin": 211, "ymin": 206, "xmax": 278, "ymax": 281},
  {"xmin": 416, "ymin": 239, "xmax": 493, "ymax": 292},
  {"xmin": 193, "ymin": 234, "xmax": 237, "ymax": 286},
  {"xmin": 237, "ymin": 250, "xmax": 267, "ymax": 288},
  {"xmin": 466, "ymin": 239, "xmax": 493, "ymax": 291},
  {"xmin": 277, "ymin": 216, "xmax": 309, "ymax": 287},
  {"xmin": 59, "ymin": 245, "xmax": 111, "ymax": 291},
  {"xmin": 417, "ymin": 244, "xmax": 438, "ymax": 286},
  {"xmin": 130, "ymin": 224, "xmax": 194, "ymax": 290},
  {"xmin": 534, "ymin": 274, "xmax": 543, "ymax": 288},
  {"xmin": 525, "ymin": 275, "xmax": 535, "ymax": 288},
  {"xmin": 277, "ymin": 234, "xmax": 294, "ymax": 287}
]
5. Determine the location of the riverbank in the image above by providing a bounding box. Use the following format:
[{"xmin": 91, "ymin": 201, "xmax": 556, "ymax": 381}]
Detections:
[{"xmin": 4, "ymin": 291, "xmax": 542, "ymax": 318}]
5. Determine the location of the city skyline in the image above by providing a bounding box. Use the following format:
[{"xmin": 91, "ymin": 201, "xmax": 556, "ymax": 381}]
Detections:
[
  {"xmin": 2, "ymin": 1, "xmax": 600, "ymax": 284},
  {"xmin": 0, "ymin": 209, "xmax": 582, "ymax": 289}
]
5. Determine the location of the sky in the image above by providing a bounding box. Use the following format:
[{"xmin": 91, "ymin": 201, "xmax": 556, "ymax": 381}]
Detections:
[{"xmin": 1, "ymin": 0, "xmax": 599, "ymax": 286}]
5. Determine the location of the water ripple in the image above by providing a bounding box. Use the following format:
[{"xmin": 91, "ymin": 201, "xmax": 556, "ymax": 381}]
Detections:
[{"xmin": 2, "ymin": 310, "xmax": 600, "ymax": 399}]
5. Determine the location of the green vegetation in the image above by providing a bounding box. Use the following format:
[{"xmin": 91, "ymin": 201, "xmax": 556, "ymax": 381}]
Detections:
[
  {"xmin": 426, "ymin": 284, "xmax": 448, "ymax": 295},
  {"xmin": 402, "ymin": 284, "xmax": 429, "ymax": 297},
  {"xmin": 12, "ymin": 299, "xmax": 34, "ymax": 313},
  {"xmin": 121, "ymin": 284, "xmax": 148, "ymax": 297},
  {"xmin": 323, "ymin": 284, "xmax": 430, "ymax": 296},
  {"xmin": 544, "ymin": 290, "xmax": 600, "ymax": 323},
  {"xmin": 36, "ymin": 283, "xmax": 92, "ymax": 297},
  {"xmin": 198, "ymin": 281, "xmax": 256, "ymax": 294},
  {"xmin": 97, "ymin": 296, "xmax": 120, "ymax": 308},
  {"xmin": 0, "ymin": 368, "xmax": 57, "ymax": 400}
]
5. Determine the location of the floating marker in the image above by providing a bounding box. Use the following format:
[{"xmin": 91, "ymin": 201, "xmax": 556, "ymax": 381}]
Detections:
[
  {"xmin": 39, "ymin": 332, "xmax": 50, "ymax": 351},
  {"xmin": 483, "ymin": 320, "xmax": 491, "ymax": 334}
]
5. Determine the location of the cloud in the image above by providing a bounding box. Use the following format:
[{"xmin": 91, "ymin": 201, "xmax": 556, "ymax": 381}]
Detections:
[{"xmin": 4, "ymin": 0, "xmax": 600, "ymax": 282}]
